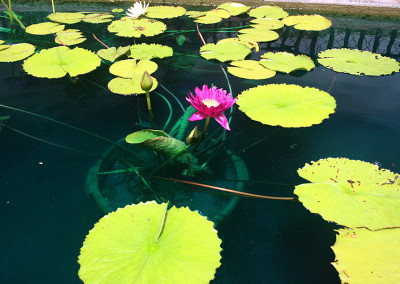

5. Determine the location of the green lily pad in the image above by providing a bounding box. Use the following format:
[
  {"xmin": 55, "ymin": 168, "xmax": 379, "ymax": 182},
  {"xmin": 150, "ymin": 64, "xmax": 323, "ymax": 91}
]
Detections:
[
  {"xmin": 108, "ymin": 74, "xmax": 158, "ymax": 95},
  {"xmin": 317, "ymin": 48, "xmax": 400, "ymax": 76},
  {"xmin": 97, "ymin": 46, "xmax": 130, "ymax": 62},
  {"xmin": 47, "ymin": 12, "xmax": 85, "ymax": 24},
  {"xmin": 250, "ymin": 18, "xmax": 284, "ymax": 30},
  {"xmin": 218, "ymin": 37, "xmax": 259, "ymax": 52},
  {"xmin": 282, "ymin": 14, "xmax": 332, "ymax": 31},
  {"xmin": 238, "ymin": 28, "xmax": 279, "ymax": 42},
  {"xmin": 194, "ymin": 14, "xmax": 222, "ymax": 24},
  {"xmin": 207, "ymin": 9, "xmax": 231, "ymax": 18},
  {"xmin": 249, "ymin": 6, "xmax": 288, "ymax": 19},
  {"xmin": 0, "ymin": 43, "xmax": 35, "ymax": 62},
  {"xmin": 23, "ymin": 46, "xmax": 101, "ymax": 78},
  {"xmin": 0, "ymin": 40, "xmax": 4, "ymax": 44},
  {"xmin": 112, "ymin": 8, "xmax": 124, "ymax": 13},
  {"xmin": 295, "ymin": 158, "xmax": 400, "ymax": 230},
  {"xmin": 260, "ymin": 52, "xmax": 315, "ymax": 73},
  {"xmin": 332, "ymin": 228, "xmax": 400, "ymax": 283},
  {"xmin": 0, "ymin": 45, "xmax": 9, "ymax": 51},
  {"xmin": 200, "ymin": 42, "xmax": 251, "ymax": 62},
  {"xmin": 129, "ymin": 43, "xmax": 173, "ymax": 60},
  {"xmin": 108, "ymin": 18, "xmax": 167, "ymax": 38},
  {"xmin": 82, "ymin": 13, "xmax": 114, "ymax": 24},
  {"xmin": 109, "ymin": 59, "xmax": 158, "ymax": 78},
  {"xmin": 237, "ymin": 84, "xmax": 336, "ymax": 127},
  {"xmin": 185, "ymin": 11, "xmax": 206, "ymax": 18},
  {"xmin": 55, "ymin": 29, "xmax": 86, "ymax": 46},
  {"xmin": 126, "ymin": 129, "xmax": 169, "ymax": 143},
  {"xmin": 228, "ymin": 60, "xmax": 276, "ymax": 79},
  {"xmin": 145, "ymin": 6, "xmax": 186, "ymax": 19},
  {"xmin": 25, "ymin": 22, "xmax": 65, "ymax": 35},
  {"xmin": 78, "ymin": 202, "xmax": 222, "ymax": 284},
  {"xmin": 217, "ymin": 2, "xmax": 250, "ymax": 16}
]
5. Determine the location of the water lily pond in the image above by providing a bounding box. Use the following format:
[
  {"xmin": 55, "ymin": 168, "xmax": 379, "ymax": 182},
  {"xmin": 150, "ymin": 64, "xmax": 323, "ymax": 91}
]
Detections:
[{"xmin": 1, "ymin": 2, "xmax": 400, "ymax": 283}]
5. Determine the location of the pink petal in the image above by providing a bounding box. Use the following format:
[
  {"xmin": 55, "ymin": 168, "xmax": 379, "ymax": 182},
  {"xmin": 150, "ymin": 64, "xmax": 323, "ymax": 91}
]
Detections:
[
  {"xmin": 188, "ymin": 111, "xmax": 207, "ymax": 121},
  {"xmin": 214, "ymin": 113, "xmax": 231, "ymax": 131}
]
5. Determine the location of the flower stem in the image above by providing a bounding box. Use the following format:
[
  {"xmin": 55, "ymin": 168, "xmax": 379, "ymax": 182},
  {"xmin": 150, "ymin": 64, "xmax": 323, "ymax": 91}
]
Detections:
[
  {"xmin": 193, "ymin": 116, "xmax": 210, "ymax": 152},
  {"xmin": 145, "ymin": 90, "xmax": 154, "ymax": 129}
]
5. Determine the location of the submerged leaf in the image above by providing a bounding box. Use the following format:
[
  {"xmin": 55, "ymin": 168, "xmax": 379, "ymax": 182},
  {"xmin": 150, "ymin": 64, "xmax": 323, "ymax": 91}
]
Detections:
[
  {"xmin": 108, "ymin": 18, "xmax": 167, "ymax": 38},
  {"xmin": 109, "ymin": 59, "xmax": 158, "ymax": 78},
  {"xmin": 97, "ymin": 46, "xmax": 130, "ymax": 62},
  {"xmin": 47, "ymin": 12, "xmax": 85, "ymax": 24},
  {"xmin": 25, "ymin": 22, "xmax": 65, "ymax": 35},
  {"xmin": 145, "ymin": 6, "xmax": 186, "ymax": 19},
  {"xmin": 260, "ymin": 52, "xmax": 315, "ymax": 73},
  {"xmin": 249, "ymin": 5, "xmax": 288, "ymax": 19},
  {"xmin": 0, "ymin": 43, "xmax": 35, "ymax": 62},
  {"xmin": 55, "ymin": 29, "xmax": 86, "ymax": 46},
  {"xmin": 228, "ymin": 60, "xmax": 275, "ymax": 79},
  {"xmin": 237, "ymin": 84, "xmax": 336, "ymax": 127},
  {"xmin": 282, "ymin": 14, "xmax": 332, "ymax": 31},
  {"xmin": 108, "ymin": 74, "xmax": 158, "ymax": 95},
  {"xmin": 200, "ymin": 42, "xmax": 251, "ymax": 62},
  {"xmin": 129, "ymin": 43, "xmax": 173, "ymax": 60}
]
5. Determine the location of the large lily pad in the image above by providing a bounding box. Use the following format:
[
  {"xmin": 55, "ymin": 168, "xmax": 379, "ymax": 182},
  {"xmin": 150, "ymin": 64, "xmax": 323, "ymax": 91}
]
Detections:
[
  {"xmin": 109, "ymin": 59, "xmax": 158, "ymax": 78},
  {"xmin": 227, "ymin": 60, "xmax": 275, "ymax": 79},
  {"xmin": 25, "ymin": 22, "xmax": 65, "ymax": 35},
  {"xmin": 108, "ymin": 18, "xmax": 167, "ymax": 38},
  {"xmin": 78, "ymin": 202, "xmax": 222, "ymax": 284},
  {"xmin": 47, "ymin": 12, "xmax": 85, "ymax": 24},
  {"xmin": 318, "ymin": 48, "xmax": 400, "ymax": 76},
  {"xmin": 249, "ymin": 5, "xmax": 288, "ymax": 19},
  {"xmin": 282, "ymin": 14, "xmax": 332, "ymax": 31},
  {"xmin": 218, "ymin": 37, "xmax": 259, "ymax": 52},
  {"xmin": 217, "ymin": 2, "xmax": 250, "ymax": 16},
  {"xmin": 194, "ymin": 14, "xmax": 223, "ymax": 24},
  {"xmin": 108, "ymin": 74, "xmax": 158, "ymax": 95},
  {"xmin": 129, "ymin": 43, "xmax": 173, "ymax": 60},
  {"xmin": 260, "ymin": 52, "xmax": 315, "ymax": 73},
  {"xmin": 332, "ymin": 228, "xmax": 400, "ymax": 283},
  {"xmin": 82, "ymin": 13, "xmax": 114, "ymax": 24},
  {"xmin": 237, "ymin": 84, "xmax": 336, "ymax": 127},
  {"xmin": 145, "ymin": 6, "xmax": 186, "ymax": 19},
  {"xmin": 23, "ymin": 46, "xmax": 101, "ymax": 78},
  {"xmin": 0, "ymin": 43, "xmax": 35, "ymax": 62},
  {"xmin": 97, "ymin": 46, "xmax": 130, "ymax": 62},
  {"xmin": 250, "ymin": 18, "xmax": 284, "ymax": 30},
  {"xmin": 55, "ymin": 29, "xmax": 86, "ymax": 46},
  {"xmin": 200, "ymin": 42, "xmax": 251, "ymax": 62},
  {"xmin": 295, "ymin": 158, "xmax": 400, "ymax": 230},
  {"xmin": 238, "ymin": 28, "xmax": 279, "ymax": 42}
]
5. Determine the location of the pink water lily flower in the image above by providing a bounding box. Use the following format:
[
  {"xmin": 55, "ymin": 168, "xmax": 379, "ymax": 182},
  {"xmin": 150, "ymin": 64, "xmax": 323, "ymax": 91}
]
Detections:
[{"xmin": 186, "ymin": 85, "xmax": 237, "ymax": 131}]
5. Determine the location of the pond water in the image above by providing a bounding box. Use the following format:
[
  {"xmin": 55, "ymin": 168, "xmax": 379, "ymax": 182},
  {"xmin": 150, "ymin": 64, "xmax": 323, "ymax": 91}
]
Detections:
[{"xmin": 1, "ymin": 3, "xmax": 400, "ymax": 283}]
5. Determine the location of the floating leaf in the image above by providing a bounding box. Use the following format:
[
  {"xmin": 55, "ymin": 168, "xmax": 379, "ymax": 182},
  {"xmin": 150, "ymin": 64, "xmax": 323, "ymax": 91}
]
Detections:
[
  {"xmin": 129, "ymin": 43, "xmax": 173, "ymax": 60},
  {"xmin": 0, "ymin": 45, "xmax": 9, "ymax": 51},
  {"xmin": 108, "ymin": 18, "xmax": 167, "ymax": 38},
  {"xmin": 194, "ymin": 14, "xmax": 222, "ymax": 24},
  {"xmin": 218, "ymin": 37, "xmax": 259, "ymax": 52},
  {"xmin": 0, "ymin": 40, "xmax": 4, "ymax": 44},
  {"xmin": 206, "ymin": 9, "xmax": 231, "ymax": 19},
  {"xmin": 260, "ymin": 52, "xmax": 315, "ymax": 73},
  {"xmin": 249, "ymin": 6, "xmax": 288, "ymax": 19},
  {"xmin": 25, "ymin": 22, "xmax": 65, "ymax": 35},
  {"xmin": 0, "ymin": 43, "xmax": 35, "ymax": 62},
  {"xmin": 238, "ymin": 28, "xmax": 279, "ymax": 42},
  {"xmin": 78, "ymin": 202, "xmax": 222, "ymax": 284},
  {"xmin": 47, "ymin": 12, "xmax": 85, "ymax": 24},
  {"xmin": 250, "ymin": 18, "xmax": 284, "ymax": 30},
  {"xmin": 109, "ymin": 59, "xmax": 158, "ymax": 78},
  {"xmin": 126, "ymin": 129, "xmax": 169, "ymax": 143},
  {"xmin": 83, "ymin": 13, "xmax": 114, "ymax": 24},
  {"xmin": 111, "ymin": 8, "xmax": 124, "ymax": 13},
  {"xmin": 108, "ymin": 74, "xmax": 158, "ymax": 95},
  {"xmin": 97, "ymin": 46, "xmax": 130, "ymax": 62},
  {"xmin": 282, "ymin": 14, "xmax": 332, "ymax": 31},
  {"xmin": 200, "ymin": 42, "xmax": 251, "ymax": 62},
  {"xmin": 217, "ymin": 2, "xmax": 250, "ymax": 16},
  {"xmin": 332, "ymin": 228, "xmax": 400, "ymax": 283},
  {"xmin": 23, "ymin": 46, "xmax": 101, "ymax": 78},
  {"xmin": 185, "ymin": 11, "xmax": 206, "ymax": 18},
  {"xmin": 318, "ymin": 48, "xmax": 400, "ymax": 76},
  {"xmin": 228, "ymin": 60, "xmax": 275, "ymax": 79},
  {"xmin": 145, "ymin": 6, "xmax": 186, "ymax": 19},
  {"xmin": 237, "ymin": 84, "xmax": 336, "ymax": 127},
  {"xmin": 55, "ymin": 29, "xmax": 86, "ymax": 46},
  {"xmin": 295, "ymin": 158, "xmax": 400, "ymax": 230}
]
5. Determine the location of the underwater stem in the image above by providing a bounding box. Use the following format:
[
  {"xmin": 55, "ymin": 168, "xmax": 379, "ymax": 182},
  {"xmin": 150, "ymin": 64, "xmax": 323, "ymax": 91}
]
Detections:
[
  {"xmin": 92, "ymin": 34, "xmax": 110, "ymax": 49},
  {"xmin": 196, "ymin": 23, "xmax": 206, "ymax": 45}
]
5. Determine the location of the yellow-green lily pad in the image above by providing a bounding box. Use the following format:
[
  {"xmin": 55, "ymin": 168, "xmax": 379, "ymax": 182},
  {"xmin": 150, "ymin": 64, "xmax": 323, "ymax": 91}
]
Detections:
[
  {"xmin": 108, "ymin": 74, "xmax": 158, "ymax": 95},
  {"xmin": 228, "ymin": 60, "xmax": 275, "ymax": 79},
  {"xmin": 250, "ymin": 18, "xmax": 284, "ymax": 30},
  {"xmin": 282, "ymin": 14, "xmax": 332, "ymax": 31},
  {"xmin": 109, "ymin": 59, "xmax": 158, "ymax": 78},
  {"xmin": 318, "ymin": 48, "xmax": 400, "ymax": 76},
  {"xmin": 0, "ymin": 45, "xmax": 9, "ymax": 51},
  {"xmin": 218, "ymin": 37, "xmax": 259, "ymax": 52},
  {"xmin": 111, "ymin": 8, "xmax": 124, "ymax": 13},
  {"xmin": 217, "ymin": 2, "xmax": 250, "ymax": 16},
  {"xmin": 200, "ymin": 42, "xmax": 251, "ymax": 62},
  {"xmin": 55, "ymin": 29, "xmax": 86, "ymax": 46},
  {"xmin": 25, "ymin": 22, "xmax": 65, "ymax": 35},
  {"xmin": 108, "ymin": 18, "xmax": 167, "ymax": 38},
  {"xmin": 47, "ymin": 12, "xmax": 85, "ymax": 24},
  {"xmin": 249, "ymin": 6, "xmax": 288, "ymax": 19},
  {"xmin": 23, "ymin": 46, "xmax": 101, "ymax": 78},
  {"xmin": 97, "ymin": 46, "xmax": 130, "ymax": 62},
  {"xmin": 237, "ymin": 84, "xmax": 336, "ymax": 127},
  {"xmin": 260, "ymin": 52, "xmax": 315, "ymax": 73},
  {"xmin": 129, "ymin": 43, "xmax": 173, "ymax": 60},
  {"xmin": 185, "ymin": 11, "xmax": 206, "ymax": 18},
  {"xmin": 332, "ymin": 228, "xmax": 400, "ymax": 283},
  {"xmin": 295, "ymin": 158, "xmax": 400, "ymax": 230},
  {"xmin": 82, "ymin": 13, "xmax": 114, "ymax": 24},
  {"xmin": 145, "ymin": 6, "xmax": 186, "ymax": 19},
  {"xmin": 238, "ymin": 28, "xmax": 279, "ymax": 42},
  {"xmin": 0, "ymin": 40, "xmax": 4, "ymax": 44},
  {"xmin": 206, "ymin": 9, "xmax": 231, "ymax": 19},
  {"xmin": 78, "ymin": 202, "xmax": 222, "ymax": 284},
  {"xmin": 194, "ymin": 14, "xmax": 222, "ymax": 24},
  {"xmin": 0, "ymin": 43, "xmax": 35, "ymax": 62}
]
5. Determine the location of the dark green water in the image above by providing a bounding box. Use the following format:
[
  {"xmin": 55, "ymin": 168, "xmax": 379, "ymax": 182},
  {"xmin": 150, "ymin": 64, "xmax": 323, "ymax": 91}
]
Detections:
[{"xmin": 1, "ymin": 3, "xmax": 400, "ymax": 283}]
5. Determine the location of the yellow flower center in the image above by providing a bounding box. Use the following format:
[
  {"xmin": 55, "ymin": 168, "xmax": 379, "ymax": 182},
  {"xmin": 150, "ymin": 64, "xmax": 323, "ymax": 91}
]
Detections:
[{"xmin": 202, "ymin": 99, "xmax": 220, "ymax": 108}]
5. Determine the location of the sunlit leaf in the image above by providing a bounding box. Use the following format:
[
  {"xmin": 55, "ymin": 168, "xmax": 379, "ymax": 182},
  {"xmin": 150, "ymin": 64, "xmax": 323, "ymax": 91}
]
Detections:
[
  {"xmin": 108, "ymin": 18, "xmax": 167, "ymax": 38},
  {"xmin": 217, "ymin": 2, "xmax": 250, "ymax": 16},
  {"xmin": 206, "ymin": 9, "xmax": 231, "ymax": 19},
  {"xmin": 318, "ymin": 48, "xmax": 400, "ymax": 76},
  {"xmin": 111, "ymin": 8, "xmax": 124, "ymax": 13},
  {"xmin": 250, "ymin": 18, "xmax": 284, "ymax": 30},
  {"xmin": 238, "ymin": 28, "xmax": 279, "ymax": 42},
  {"xmin": 282, "ymin": 14, "xmax": 332, "ymax": 31},
  {"xmin": 109, "ymin": 59, "xmax": 158, "ymax": 78},
  {"xmin": 218, "ymin": 37, "xmax": 259, "ymax": 52},
  {"xmin": 200, "ymin": 42, "xmax": 251, "ymax": 62},
  {"xmin": 185, "ymin": 11, "xmax": 206, "ymax": 18},
  {"xmin": 108, "ymin": 74, "xmax": 158, "ymax": 95},
  {"xmin": 83, "ymin": 13, "xmax": 114, "ymax": 24},
  {"xmin": 0, "ymin": 43, "xmax": 35, "ymax": 62},
  {"xmin": 237, "ymin": 84, "xmax": 336, "ymax": 127},
  {"xmin": 25, "ymin": 22, "xmax": 65, "ymax": 35},
  {"xmin": 145, "ymin": 6, "xmax": 186, "ymax": 19},
  {"xmin": 129, "ymin": 43, "xmax": 173, "ymax": 60},
  {"xmin": 227, "ymin": 60, "xmax": 275, "ymax": 79},
  {"xmin": 0, "ymin": 44, "xmax": 8, "ymax": 51},
  {"xmin": 97, "ymin": 46, "xmax": 130, "ymax": 62},
  {"xmin": 249, "ymin": 6, "xmax": 288, "ymax": 19},
  {"xmin": 260, "ymin": 52, "xmax": 315, "ymax": 73},
  {"xmin": 194, "ymin": 14, "xmax": 222, "ymax": 24},
  {"xmin": 295, "ymin": 158, "xmax": 400, "ymax": 230},
  {"xmin": 47, "ymin": 12, "xmax": 85, "ymax": 24},
  {"xmin": 55, "ymin": 29, "xmax": 86, "ymax": 46},
  {"xmin": 23, "ymin": 46, "xmax": 101, "ymax": 78},
  {"xmin": 78, "ymin": 202, "xmax": 222, "ymax": 284}
]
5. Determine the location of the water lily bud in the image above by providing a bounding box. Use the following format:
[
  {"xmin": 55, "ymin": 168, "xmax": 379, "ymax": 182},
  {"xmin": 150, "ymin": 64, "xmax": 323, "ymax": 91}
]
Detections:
[
  {"xmin": 140, "ymin": 71, "xmax": 153, "ymax": 92},
  {"xmin": 186, "ymin": 125, "xmax": 200, "ymax": 145}
]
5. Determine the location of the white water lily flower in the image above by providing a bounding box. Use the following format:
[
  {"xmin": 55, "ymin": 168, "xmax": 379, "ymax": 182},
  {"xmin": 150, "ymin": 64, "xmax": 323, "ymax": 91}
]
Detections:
[{"xmin": 126, "ymin": 2, "xmax": 149, "ymax": 19}]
